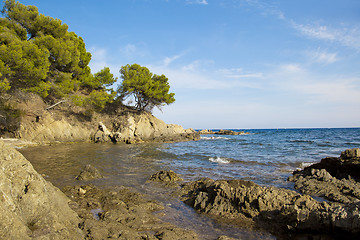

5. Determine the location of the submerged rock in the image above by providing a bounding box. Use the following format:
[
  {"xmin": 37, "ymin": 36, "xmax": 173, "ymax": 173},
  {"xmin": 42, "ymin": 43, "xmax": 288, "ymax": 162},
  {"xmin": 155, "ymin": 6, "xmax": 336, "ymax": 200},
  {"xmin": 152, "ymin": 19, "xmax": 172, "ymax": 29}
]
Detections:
[
  {"xmin": 180, "ymin": 177, "xmax": 360, "ymax": 238},
  {"xmin": 149, "ymin": 170, "xmax": 184, "ymax": 183},
  {"xmin": 75, "ymin": 164, "xmax": 103, "ymax": 181},
  {"xmin": 289, "ymin": 148, "xmax": 360, "ymax": 203},
  {"xmin": 0, "ymin": 141, "xmax": 84, "ymax": 239}
]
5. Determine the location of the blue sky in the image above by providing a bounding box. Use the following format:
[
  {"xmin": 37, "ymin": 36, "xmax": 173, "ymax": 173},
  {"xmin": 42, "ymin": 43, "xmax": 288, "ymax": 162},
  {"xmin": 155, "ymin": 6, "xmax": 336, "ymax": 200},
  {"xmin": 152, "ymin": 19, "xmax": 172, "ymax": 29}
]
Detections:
[{"xmin": 5, "ymin": 0, "xmax": 360, "ymax": 129}]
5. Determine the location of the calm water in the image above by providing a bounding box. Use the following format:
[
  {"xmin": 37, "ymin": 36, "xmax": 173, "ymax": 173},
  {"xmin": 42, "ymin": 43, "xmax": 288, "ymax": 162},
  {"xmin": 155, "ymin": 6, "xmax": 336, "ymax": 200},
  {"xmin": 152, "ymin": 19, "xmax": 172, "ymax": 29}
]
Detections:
[{"xmin": 19, "ymin": 128, "xmax": 360, "ymax": 239}]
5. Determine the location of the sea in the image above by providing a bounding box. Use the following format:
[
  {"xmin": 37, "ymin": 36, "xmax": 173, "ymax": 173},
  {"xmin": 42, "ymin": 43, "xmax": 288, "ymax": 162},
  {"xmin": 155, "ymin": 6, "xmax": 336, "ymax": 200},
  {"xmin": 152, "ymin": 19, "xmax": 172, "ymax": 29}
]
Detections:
[{"xmin": 19, "ymin": 128, "xmax": 360, "ymax": 239}]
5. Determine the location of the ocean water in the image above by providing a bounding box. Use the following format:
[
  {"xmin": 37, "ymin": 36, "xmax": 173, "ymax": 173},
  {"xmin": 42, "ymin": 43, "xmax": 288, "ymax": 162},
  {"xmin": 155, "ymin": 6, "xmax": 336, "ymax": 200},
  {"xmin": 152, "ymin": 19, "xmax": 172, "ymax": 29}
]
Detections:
[
  {"xmin": 139, "ymin": 128, "xmax": 360, "ymax": 188},
  {"xmin": 19, "ymin": 128, "xmax": 360, "ymax": 239}
]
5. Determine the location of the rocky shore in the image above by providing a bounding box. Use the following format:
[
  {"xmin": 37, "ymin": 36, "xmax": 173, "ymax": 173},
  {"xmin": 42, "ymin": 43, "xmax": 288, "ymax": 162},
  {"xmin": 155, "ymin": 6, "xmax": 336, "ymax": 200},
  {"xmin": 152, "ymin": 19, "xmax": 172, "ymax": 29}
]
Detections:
[
  {"xmin": 174, "ymin": 148, "xmax": 360, "ymax": 239},
  {"xmin": 2, "ymin": 120, "xmax": 360, "ymax": 239},
  {"xmin": 0, "ymin": 141, "xmax": 199, "ymax": 239}
]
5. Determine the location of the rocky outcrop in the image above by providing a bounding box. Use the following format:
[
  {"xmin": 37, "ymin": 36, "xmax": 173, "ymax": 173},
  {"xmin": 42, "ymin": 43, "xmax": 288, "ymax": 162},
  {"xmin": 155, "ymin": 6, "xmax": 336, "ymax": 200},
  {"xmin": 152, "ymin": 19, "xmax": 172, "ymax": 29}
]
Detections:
[
  {"xmin": 94, "ymin": 111, "xmax": 199, "ymax": 144},
  {"xmin": 289, "ymin": 148, "xmax": 360, "ymax": 203},
  {"xmin": 62, "ymin": 184, "xmax": 198, "ymax": 240},
  {"xmin": 215, "ymin": 129, "xmax": 249, "ymax": 135},
  {"xmin": 75, "ymin": 164, "xmax": 103, "ymax": 181},
  {"xmin": 180, "ymin": 178, "xmax": 360, "ymax": 237},
  {"xmin": 0, "ymin": 141, "xmax": 84, "ymax": 239},
  {"xmin": 1, "ymin": 93, "xmax": 199, "ymax": 144},
  {"xmin": 198, "ymin": 129, "xmax": 215, "ymax": 134}
]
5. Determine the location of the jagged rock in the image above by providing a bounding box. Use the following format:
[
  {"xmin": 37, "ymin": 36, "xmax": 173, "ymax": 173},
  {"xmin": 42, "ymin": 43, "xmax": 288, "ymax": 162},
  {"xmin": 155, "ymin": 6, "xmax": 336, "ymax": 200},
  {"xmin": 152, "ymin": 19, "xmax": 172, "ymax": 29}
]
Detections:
[
  {"xmin": 180, "ymin": 177, "xmax": 360, "ymax": 237},
  {"xmin": 75, "ymin": 164, "xmax": 103, "ymax": 181},
  {"xmin": 149, "ymin": 170, "xmax": 183, "ymax": 183},
  {"xmin": 289, "ymin": 148, "xmax": 360, "ymax": 203},
  {"xmin": 0, "ymin": 141, "xmax": 84, "ymax": 239},
  {"xmin": 341, "ymin": 148, "xmax": 360, "ymax": 159}
]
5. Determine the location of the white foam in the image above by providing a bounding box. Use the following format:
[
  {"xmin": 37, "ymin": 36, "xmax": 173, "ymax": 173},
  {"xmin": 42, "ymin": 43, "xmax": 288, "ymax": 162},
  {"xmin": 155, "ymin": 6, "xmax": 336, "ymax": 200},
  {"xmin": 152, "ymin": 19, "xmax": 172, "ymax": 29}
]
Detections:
[
  {"xmin": 209, "ymin": 157, "xmax": 231, "ymax": 164},
  {"xmin": 301, "ymin": 162, "xmax": 314, "ymax": 168},
  {"xmin": 201, "ymin": 136, "xmax": 230, "ymax": 140}
]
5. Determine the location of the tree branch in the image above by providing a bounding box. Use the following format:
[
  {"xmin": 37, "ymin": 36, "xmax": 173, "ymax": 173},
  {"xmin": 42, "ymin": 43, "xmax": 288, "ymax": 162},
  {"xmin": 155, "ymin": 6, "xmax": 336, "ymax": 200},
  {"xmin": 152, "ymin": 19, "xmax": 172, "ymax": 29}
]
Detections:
[{"xmin": 46, "ymin": 100, "xmax": 67, "ymax": 110}]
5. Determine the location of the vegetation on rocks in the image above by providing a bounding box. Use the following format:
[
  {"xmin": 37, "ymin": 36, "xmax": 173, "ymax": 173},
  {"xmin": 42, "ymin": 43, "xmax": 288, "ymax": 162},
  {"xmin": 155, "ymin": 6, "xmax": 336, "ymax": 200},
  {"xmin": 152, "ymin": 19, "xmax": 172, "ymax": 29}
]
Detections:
[{"xmin": 0, "ymin": 0, "xmax": 176, "ymax": 136}]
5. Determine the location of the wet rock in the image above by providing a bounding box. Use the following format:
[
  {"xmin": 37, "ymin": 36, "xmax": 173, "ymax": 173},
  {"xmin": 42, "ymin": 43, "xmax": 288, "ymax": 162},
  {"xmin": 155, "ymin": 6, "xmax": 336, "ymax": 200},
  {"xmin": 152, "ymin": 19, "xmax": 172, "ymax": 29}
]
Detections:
[
  {"xmin": 75, "ymin": 164, "xmax": 103, "ymax": 181},
  {"xmin": 289, "ymin": 148, "xmax": 360, "ymax": 203},
  {"xmin": 149, "ymin": 170, "xmax": 183, "ymax": 183},
  {"xmin": 63, "ymin": 184, "xmax": 198, "ymax": 240},
  {"xmin": 180, "ymin": 178, "xmax": 360, "ymax": 237},
  {"xmin": 0, "ymin": 141, "xmax": 84, "ymax": 239}
]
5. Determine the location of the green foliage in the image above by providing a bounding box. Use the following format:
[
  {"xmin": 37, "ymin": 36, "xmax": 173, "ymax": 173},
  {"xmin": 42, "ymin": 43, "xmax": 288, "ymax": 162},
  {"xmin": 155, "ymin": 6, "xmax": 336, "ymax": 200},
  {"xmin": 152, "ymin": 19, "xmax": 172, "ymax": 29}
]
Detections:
[
  {"xmin": 82, "ymin": 67, "xmax": 117, "ymax": 91},
  {"xmin": 118, "ymin": 64, "xmax": 175, "ymax": 112},
  {"xmin": 0, "ymin": 0, "xmax": 117, "ymax": 111}
]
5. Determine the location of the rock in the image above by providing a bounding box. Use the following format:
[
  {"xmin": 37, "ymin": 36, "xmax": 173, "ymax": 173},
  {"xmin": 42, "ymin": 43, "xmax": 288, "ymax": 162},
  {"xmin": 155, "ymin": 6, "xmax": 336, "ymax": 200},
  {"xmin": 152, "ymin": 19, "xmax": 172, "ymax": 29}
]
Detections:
[
  {"xmin": 216, "ymin": 236, "xmax": 238, "ymax": 240},
  {"xmin": 289, "ymin": 148, "xmax": 360, "ymax": 203},
  {"xmin": 215, "ymin": 129, "xmax": 249, "ymax": 135},
  {"xmin": 75, "ymin": 164, "xmax": 103, "ymax": 181},
  {"xmin": 180, "ymin": 177, "xmax": 360, "ymax": 237},
  {"xmin": 149, "ymin": 170, "xmax": 183, "ymax": 183},
  {"xmin": 0, "ymin": 141, "xmax": 84, "ymax": 239},
  {"xmin": 94, "ymin": 112, "xmax": 200, "ymax": 144},
  {"xmin": 62, "ymin": 184, "xmax": 198, "ymax": 240},
  {"xmin": 198, "ymin": 129, "xmax": 215, "ymax": 134},
  {"xmin": 1, "ymin": 92, "xmax": 199, "ymax": 144},
  {"xmin": 341, "ymin": 148, "xmax": 360, "ymax": 159}
]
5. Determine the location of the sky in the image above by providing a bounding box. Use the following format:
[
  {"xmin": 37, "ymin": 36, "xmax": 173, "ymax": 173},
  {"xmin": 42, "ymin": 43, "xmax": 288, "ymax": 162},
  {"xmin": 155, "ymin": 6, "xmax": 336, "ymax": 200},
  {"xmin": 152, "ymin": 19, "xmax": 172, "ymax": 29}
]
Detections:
[{"xmin": 3, "ymin": 0, "xmax": 360, "ymax": 129}]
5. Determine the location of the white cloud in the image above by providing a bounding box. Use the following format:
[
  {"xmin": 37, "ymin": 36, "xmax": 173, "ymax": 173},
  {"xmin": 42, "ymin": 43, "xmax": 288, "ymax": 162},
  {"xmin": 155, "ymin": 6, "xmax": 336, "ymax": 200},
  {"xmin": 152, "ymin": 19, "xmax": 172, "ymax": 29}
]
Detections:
[
  {"xmin": 292, "ymin": 22, "xmax": 360, "ymax": 50},
  {"xmin": 149, "ymin": 57, "xmax": 265, "ymax": 90},
  {"xmin": 307, "ymin": 49, "xmax": 339, "ymax": 64},
  {"xmin": 269, "ymin": 63, "xmax": 360, "ymax": 105},
  {"xmin": 217, "ymin": 68, "xmax": 264, "ymax": 79},
  {"xmin": 163, "ymin": 54, "xmax": 182, "ymax": 67},
  {"xmin": 186, "ymin": 0, "xmax": 208, "ymax": 5}
]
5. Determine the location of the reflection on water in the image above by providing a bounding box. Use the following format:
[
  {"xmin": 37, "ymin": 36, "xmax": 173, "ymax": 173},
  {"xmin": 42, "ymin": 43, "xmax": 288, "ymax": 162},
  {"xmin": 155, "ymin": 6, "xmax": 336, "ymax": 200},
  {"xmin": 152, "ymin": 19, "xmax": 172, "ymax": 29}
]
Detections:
[{"xmin": 19, "ymin": 142, "xmax": 276, "ymax": 240}]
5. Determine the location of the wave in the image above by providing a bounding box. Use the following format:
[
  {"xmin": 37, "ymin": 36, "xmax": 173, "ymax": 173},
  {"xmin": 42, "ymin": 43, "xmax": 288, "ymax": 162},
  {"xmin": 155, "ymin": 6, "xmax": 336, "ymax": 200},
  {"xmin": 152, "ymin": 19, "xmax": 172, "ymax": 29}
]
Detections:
[
  {"xmin": 201, "ymin": 136, "xmax": 230, "ymax": 140},
  {"xmin": 208, "ymin": 157, "xmax": 231, "ymax": 164},
  {"xmin": 300, "ymin": 162, "xmax": 314, "ymax": 168}
]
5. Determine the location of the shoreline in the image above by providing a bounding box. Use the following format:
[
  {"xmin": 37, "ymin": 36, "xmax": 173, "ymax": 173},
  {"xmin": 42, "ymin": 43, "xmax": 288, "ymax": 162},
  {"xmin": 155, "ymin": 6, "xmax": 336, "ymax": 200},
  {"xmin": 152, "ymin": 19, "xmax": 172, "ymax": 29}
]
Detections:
[{"xmin": 2, "ymin": 134, "xmax": 360, "ymax": 239}]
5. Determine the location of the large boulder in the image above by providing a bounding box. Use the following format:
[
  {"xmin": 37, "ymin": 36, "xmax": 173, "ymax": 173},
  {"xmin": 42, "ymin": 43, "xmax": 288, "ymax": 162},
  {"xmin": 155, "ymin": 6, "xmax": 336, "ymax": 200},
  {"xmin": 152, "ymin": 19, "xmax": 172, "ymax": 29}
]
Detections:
[
  {"xmin": 0, "ymin": 141, "xmax": 84, "ymax": 239},
  {"xmin": 289, "ymin": 148, "xmax": 360, "ymax": 203}
]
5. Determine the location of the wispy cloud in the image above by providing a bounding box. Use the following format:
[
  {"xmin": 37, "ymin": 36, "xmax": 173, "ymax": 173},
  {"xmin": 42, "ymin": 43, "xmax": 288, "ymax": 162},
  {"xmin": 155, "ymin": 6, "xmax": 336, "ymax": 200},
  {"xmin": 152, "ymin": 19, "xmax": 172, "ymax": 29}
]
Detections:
[
  {"xmin": 186, "ymin": 0, "xmax": 208, "ymax": 5},
  {"xmin": 163, "ymin": 54, "xmax": 183, "ymax": 67},
  {"xmin": 292, "ymin": 22, "xmax": 360, "ymax": 50},
  {"xmin": 217, "ymin": 68, "xmax": 263, "ymax": 79},
  {"xmin": 269, "ymin": 63, "xmax": 360, "ymax": 104},
  {"xmin": 149, "ymin": 57, "xmax": 265, "ymax": 90},
  {"xmin": 306, "ymin": 48, "xmax": 339, "ymax": 64}
]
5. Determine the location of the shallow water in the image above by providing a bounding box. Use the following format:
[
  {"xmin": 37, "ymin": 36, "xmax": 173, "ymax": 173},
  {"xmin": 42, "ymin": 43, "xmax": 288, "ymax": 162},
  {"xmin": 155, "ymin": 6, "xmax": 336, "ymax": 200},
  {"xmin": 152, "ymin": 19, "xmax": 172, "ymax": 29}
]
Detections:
[{"xmin": 19, "ymin": 128, "xmax": 360, "ymax": 239}]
